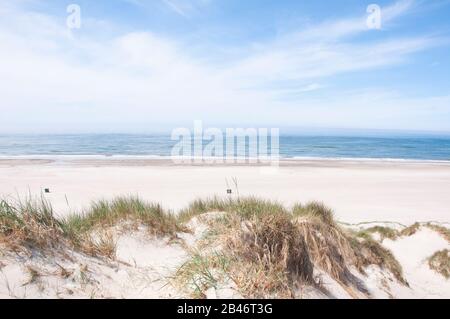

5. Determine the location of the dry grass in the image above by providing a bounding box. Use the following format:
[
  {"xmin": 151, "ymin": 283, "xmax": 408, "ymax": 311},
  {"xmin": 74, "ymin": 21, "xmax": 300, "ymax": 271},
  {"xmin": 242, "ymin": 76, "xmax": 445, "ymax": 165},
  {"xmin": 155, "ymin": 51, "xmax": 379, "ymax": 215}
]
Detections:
[
  {"xmin": 351, "ymin": 237, "xmax": 407, "ymax": 285},
  {"xmin": 177, "ymin": 199, "xmax": 315, "ymax": 298},
  {"xmin": 0, "ymin": 196, "xmax": 181, "ymax": 259},
  {"xmin": 226, "ymin": 213, "xmax": 314, "ymax": 298},
  {"xmin": 0, "ymin": 197, "xmax": 66, "ymax": 251},
  {"xmin": 294, "ymin": 204, "xmax": 406, "ymax": 286},
  {"xmin": 294, "ymin": 218, "xmax": 356, "ymax": 285},
  {"xmin": 76, "ymin": 231, "xmax": 117, "ymax": 259},
  {"xmin": 400, "ymin": 222, "xmax": 421, "ymax": 237},
  {"xmin": 398, "ymin": 222, "xmax": 449, "ymax": 243},
  {"xmin": 428, "ymin": 249, "xmax": 449, "ymax": 279},
  {"xmin": 1, "ymin": 195, "xmax": 409, "ymax": 298},
  {"xmin": 177, "ymin": 197, "xmax": 407, "ymax": 298}
]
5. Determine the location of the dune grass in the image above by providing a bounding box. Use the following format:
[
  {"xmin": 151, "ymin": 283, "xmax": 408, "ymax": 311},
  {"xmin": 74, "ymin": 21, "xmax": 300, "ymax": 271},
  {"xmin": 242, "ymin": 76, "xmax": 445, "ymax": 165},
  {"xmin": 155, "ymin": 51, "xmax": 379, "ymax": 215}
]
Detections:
[
  {"xmin": 361, "ymin": 226, "xmax": 399, "ymax": 241},
  {"xmin": 400, "ymin": 222, "xmax": 421, "ymax": 237},
  {"xmin": 175, "ymin": 252, "xmax": 231, "ymax": 299},
  {"xmin": 176, "ymin": 197, "xmax": 407, "ymax": 298},
  {"xmin": 178, "ymin": 197, "xmax": 287, "ymax": 222},
  {"xmin": 66, "ymin": 197, "xmax": 184, "ymax": 258},
  {"xmin": 397, "ymin": 222, "xmax": 449, "ymax": 243},
  {"xmin": 292, "ymin": 201, "xmax": 335, "ymax": 226},
  {"xmin": 0, "ymin": 196, "xmax": 181, "ymax": 258},
  {"xmin": 63, "ymin": 197, "xmax": 181, "ymax": 237},
  {"xmin": 0, "ymin": 197, "xmax": 65, "ymax": 251},
  {"xmin": 428, "ymin": 249, "xmax": 449, "ymax": 279},
  {"xmin": 1, "ymin": 195, "xmax": 409, "ymax": 298},
  {"xmin": 229, "ymin": 213, "xmax": 315, "ymax": 298}
]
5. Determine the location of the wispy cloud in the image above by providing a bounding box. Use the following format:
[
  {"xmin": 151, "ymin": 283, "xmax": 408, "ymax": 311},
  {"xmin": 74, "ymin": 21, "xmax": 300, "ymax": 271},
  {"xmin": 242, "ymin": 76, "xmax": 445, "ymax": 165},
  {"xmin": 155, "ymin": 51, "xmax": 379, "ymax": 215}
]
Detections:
[
  {"xmin": 219, "ymin": 0, "xmax": 437, "ymax": 94},
  {"xmin": 0, "ymin": 0, "xmax": 449, "ymax": 133},
  {"xmin": 162, "ymin": 0, "xmax": 189, "ymax": 17}
]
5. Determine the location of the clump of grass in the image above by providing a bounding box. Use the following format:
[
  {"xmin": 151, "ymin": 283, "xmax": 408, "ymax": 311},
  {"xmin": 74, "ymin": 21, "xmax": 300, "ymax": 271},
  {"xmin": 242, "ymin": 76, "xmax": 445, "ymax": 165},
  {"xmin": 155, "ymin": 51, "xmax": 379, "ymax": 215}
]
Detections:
[
  {"xmin": 227, "ymin": 213, "xmax": 314, "ymax": 298},
  {"xmin": 398, "ymin": 222, "xmax": 450, "ymax": 243},
  {"xmin": 364, "ymin": 226, "xmax": 399, "ymax": 241},
  {"xmin": 176, "ymin": 209, "xmax": 315, "ymax": 298},
  {"xmin": 353, "ymin": 229, "xmax": 374, "ymax": 241},
  {"xmin": 0, "ymin": 197, "xmax": 65, "ymax": 251},
  {"xmin": 350, "ymin": 237, "xmax": 407, "ymax": 285},
  {"xmin": 230, "ymin": 197, "xmax": 288, "ymax": 219},
  {"xmin": 178, "ymin": 197, "xmax": 229, "ymax": 223},
  {"xmin": 428, "ymin": 249, "xmax": 449, "ymax": 279},
  {"xmin": 63, "ymin": 197, "xmax": 181, "ymax": 238},
  {"xmin": 61, "ymin": 197, "xmax": 182, "ymax": 258},
  {"xmin": 175, "ymin": 253, "xmax": 230, "ymax": 298},
  {"xmin": 292, "ymin": 203, "xmax": 368, "ymax": 291},
  {"xmin": 178, "ymin": 198, "xmax": 408, "ymax": 298},
  {"xmin": 178, "ymin": 197, "xmax": 287, "ymax": 222},
  {"xmin": 400, "ymin": 222, "xmax": 421, "ymax": 237},
  {"xmin": 294, "ymin": 217, "xmax": 357, "ymax": 287},
  {"xmin": 77, "ymin": 231, "xmax": 117, "ymax": 259},
  {"xmin": 292, "ymin": 202, "xmax": 398, "ymax": 289},
  {"xmin": 292, "ymin": 201, "xmax": 335, "ymax": 226},
  {"xmin": 0, "ymin": 196, "xmax": 181, "ymax": 259}
]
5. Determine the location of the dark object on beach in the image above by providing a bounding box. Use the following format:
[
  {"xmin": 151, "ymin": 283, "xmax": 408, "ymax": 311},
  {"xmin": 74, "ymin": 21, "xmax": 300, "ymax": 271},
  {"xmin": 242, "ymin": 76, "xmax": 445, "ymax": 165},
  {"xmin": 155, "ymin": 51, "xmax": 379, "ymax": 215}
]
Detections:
[
  {"xmin": 44, "ymin": 188, "xmax": 50, "ymax": 193},
  {"xmin": 227, "ymin": 189, "xmax": 232, "ymax": 194}
]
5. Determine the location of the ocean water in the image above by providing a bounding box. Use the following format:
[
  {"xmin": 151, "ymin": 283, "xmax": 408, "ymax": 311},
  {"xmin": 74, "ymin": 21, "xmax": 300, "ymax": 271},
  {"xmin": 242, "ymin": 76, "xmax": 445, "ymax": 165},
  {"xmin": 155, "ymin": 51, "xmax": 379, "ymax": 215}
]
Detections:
[{"xmin": 0, "ymin": 134, "xmax": 450, "ymax": 161}]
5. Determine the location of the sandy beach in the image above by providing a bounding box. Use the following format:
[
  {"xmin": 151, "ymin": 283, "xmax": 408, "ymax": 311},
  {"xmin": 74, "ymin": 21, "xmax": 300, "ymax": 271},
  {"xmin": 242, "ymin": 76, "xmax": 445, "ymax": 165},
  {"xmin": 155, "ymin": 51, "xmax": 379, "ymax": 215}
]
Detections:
[
  {"xmin": 1, "ymin": 158, "xmax": 449, "ymax": 224},
  {"xmin": 1, "ymin": 157, "xmax": 449, "ymax": 299}
]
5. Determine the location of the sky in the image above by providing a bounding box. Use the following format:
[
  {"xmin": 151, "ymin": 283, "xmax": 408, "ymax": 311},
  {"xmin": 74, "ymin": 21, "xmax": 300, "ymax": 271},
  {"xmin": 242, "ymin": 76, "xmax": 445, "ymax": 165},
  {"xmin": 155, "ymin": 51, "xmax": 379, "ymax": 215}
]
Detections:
[{"xmin": 0, "ymin": 0, "xmax": 450, "ymax": 134}]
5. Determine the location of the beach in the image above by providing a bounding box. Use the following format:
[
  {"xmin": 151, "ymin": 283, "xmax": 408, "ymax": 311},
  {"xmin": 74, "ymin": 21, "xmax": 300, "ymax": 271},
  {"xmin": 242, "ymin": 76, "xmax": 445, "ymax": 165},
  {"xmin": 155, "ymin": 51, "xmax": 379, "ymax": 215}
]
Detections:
[
  {"xmin": 1, "ymin": 157, "xmax": 449, "ymax": 299},
  {"xmin": 1, "ymin": 157, "xmax": 449, "ymax": 224}
]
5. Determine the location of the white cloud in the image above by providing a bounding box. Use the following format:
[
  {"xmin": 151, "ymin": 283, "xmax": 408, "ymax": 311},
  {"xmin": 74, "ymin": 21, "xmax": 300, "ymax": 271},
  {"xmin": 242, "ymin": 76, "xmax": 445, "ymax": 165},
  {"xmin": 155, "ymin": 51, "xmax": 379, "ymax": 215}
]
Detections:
[{"xmin": 0, "ymin": 0, "xmax": 449, "ymax": 133}]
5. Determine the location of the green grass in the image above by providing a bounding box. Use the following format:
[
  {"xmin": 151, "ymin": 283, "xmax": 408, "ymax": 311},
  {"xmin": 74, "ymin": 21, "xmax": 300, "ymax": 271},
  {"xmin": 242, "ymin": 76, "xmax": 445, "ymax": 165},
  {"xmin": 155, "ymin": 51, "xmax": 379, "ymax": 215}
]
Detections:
[
  {"xmin": 63, "ymin": 197, "xmax": 181, "ymax": 237},
  {"xmin": 363, "ymin": 226, "xmax": 399, "ymax": 241},
  {"xmin": 174, "ymin": 252, "xmax": 230, "ymax": 298},
  {"xmin": 0, "ymin": 197, "xmax": 64, "ymax": 250},
  {"xmin": 178, "ymin": 196, "xmax": 287, "ymax": 222},
  {"xmin": 292, "ymin": 201, "xmax": 335, "ymax": 226},
  {"xmin": 0, "ymin": 196, "xmax": 181, "ymax": 257}
]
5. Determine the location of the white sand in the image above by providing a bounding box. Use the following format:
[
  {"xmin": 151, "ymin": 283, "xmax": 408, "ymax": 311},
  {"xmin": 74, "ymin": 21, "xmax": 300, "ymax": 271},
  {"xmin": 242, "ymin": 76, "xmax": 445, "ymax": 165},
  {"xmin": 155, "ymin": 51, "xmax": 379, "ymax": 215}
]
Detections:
[
  {"xmin": 1, "ymin": 213, "xmax": 447, "ymax": 299},
  {"xmin": 1, "ymin": 158, "xmax": 450, "ymax": 224},
  {"xmin": 0, "ymin": 228, "xmax": 187, "ymax": 299},
  {"xmin": 1, "ymin": 158, "xmax": 449, "ymax": 299},
  {"xmin": 384, "ymin": 227, "xmax": 450, "ymax": 299}
]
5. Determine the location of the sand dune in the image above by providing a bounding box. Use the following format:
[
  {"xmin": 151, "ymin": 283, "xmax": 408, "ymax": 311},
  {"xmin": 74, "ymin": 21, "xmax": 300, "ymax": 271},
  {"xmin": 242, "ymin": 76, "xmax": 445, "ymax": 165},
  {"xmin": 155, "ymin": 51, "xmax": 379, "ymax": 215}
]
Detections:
[
  {"xmin": 1, "ymin": 207, "xmax": 448, "ymax": 299},
  {"xmin": 1, "ymin": 158, "xmax": 449, "ymax": 299}
]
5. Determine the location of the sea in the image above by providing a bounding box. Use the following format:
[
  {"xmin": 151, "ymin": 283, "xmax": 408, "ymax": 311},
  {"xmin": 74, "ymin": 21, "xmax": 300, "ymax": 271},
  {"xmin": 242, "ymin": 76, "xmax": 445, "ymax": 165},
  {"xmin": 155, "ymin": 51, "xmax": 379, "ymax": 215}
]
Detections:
[{"xmin": 0, "ymin": 134, "xmax": 450, "ymax": 161}]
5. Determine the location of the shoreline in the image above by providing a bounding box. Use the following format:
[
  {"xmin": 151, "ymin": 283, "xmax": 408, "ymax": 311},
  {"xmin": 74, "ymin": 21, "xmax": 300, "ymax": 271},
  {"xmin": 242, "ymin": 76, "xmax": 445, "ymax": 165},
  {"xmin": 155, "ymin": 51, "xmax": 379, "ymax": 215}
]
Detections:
[
  {"xmin": 1, "ymin": 157, "xmax": 450, "ymax": 224},
  {"xmin": 2, "ymin": 155, "xmax": 450, "ymax": 168}
]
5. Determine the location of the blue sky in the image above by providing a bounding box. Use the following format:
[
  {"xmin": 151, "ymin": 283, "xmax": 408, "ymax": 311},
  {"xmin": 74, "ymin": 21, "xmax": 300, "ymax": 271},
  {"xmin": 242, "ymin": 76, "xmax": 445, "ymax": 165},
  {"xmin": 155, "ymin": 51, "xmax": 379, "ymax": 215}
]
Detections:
[{"xmin": 0, "ymin": 0, "xmax": 450, "ymax": 133}]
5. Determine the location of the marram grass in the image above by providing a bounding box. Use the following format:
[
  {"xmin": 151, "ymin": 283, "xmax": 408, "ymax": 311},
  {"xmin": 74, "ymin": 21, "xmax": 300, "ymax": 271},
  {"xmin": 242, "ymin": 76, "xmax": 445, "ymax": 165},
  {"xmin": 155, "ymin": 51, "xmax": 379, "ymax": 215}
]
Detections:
[{"xmin": 1, "ymin": 195, "xmax": 415, "ymax": 298}]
